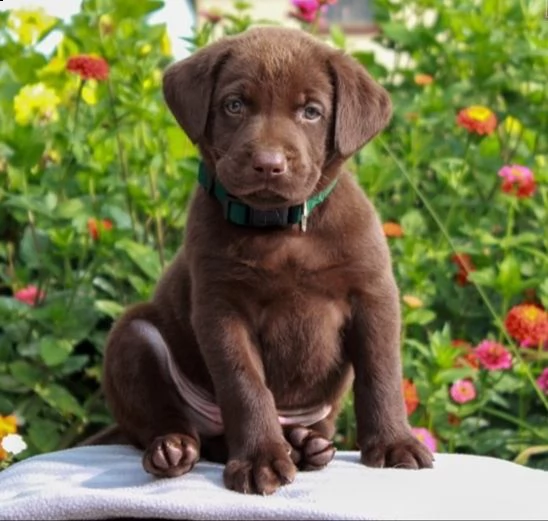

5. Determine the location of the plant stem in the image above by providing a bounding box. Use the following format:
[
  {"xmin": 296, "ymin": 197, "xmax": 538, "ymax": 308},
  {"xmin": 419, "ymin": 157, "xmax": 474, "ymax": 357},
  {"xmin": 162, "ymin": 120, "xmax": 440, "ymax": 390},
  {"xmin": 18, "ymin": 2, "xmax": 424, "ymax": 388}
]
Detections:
[{"xmin": 379, "ymin": 137, "xmax": 548, "ymax": 412}]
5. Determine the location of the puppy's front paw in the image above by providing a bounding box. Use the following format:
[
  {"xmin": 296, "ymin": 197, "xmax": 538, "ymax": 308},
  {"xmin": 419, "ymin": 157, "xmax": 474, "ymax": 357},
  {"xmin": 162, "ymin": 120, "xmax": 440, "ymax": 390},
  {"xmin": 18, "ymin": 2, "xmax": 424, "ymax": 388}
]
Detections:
[
  {"xmin": 143, "ymin": 433, "xmax": 200, "ymax": 478},
  {"xmin": 286, "ymin": 426, "xmax": 335, "ymax": 471},
  {"xmin": 224, "ymin": 442, "xmax": 297, "ymax": 495},
  {"xmin": 360, "ymin": 431, "xmax": 434, "ymax": 469}
]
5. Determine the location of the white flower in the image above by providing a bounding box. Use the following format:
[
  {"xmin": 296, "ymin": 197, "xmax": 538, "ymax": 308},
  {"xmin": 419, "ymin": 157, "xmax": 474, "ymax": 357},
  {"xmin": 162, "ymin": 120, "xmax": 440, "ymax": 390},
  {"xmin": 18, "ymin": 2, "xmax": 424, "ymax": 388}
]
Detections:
[{"xmin": 1, "ymin": 434, "xmax": 27, "ymax": 455}]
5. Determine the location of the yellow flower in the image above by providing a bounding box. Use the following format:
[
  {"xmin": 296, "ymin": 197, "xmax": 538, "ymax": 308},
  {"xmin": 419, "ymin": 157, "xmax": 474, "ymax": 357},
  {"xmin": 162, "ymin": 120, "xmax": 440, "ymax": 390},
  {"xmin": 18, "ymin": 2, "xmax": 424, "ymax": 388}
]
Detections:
[
  {"xmin": 503, "ymin": 116, "xmax": 523, "ymax": 137},
  {"xmin": 82, "ymin": 80, "xmax": 98, "ymax": 106},
  {"xmin": 160, "ymin": 30, "xmax": 172, "ymax": 57},
  {"xmin": 0, "ymin": 415, "xmax": 18, "ymax": 461},
  {"xmin": 7, "ymin": 8, "xmax": 56, "ymax": 46},
  {"xmin": 14, "ymin": 83, "xmax": 60, "ymax": 126},
  {"xmin": 99, "ymin": 14, "xmax": 114, "ymax": 36},
  {"xmin": 0, "ymin": 416, "xmax": 17, "ymax": 438},
  {"xmin": 139, "ymin": 43, "xmax": 152, "ymax": 56},
  {"xmin": 143, "ymin": 69, "xmax": 162, "ymax": 91},
  {"xmin": 403, "ymin": 295, "xmax": 424, "ymax": 309}
]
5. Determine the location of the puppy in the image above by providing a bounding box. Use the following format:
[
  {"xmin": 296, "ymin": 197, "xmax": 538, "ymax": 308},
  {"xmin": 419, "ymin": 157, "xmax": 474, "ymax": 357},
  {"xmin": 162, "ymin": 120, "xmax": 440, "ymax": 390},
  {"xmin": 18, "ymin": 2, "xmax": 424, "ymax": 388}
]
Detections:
[{"xmin": 102, "ymin": 26, "xmax": 433, "ymax": 495}]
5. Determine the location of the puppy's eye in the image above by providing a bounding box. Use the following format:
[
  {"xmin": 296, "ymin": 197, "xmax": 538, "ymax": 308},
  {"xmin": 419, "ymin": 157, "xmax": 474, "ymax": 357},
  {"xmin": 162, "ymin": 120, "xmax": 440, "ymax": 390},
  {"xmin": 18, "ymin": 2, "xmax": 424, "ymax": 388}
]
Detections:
[
  {"xmin": 224, "ymin": 99, "xmax": 244, "ymax": 115},
  {"xmin": 303, "ymin": 105, "xmax": 322, "ymax": 121}
]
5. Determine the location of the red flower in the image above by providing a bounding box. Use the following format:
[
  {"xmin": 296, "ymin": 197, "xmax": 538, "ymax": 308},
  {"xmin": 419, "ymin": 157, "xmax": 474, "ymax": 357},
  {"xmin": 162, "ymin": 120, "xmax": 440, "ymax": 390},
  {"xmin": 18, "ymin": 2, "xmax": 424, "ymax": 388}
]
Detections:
[
  {"xmin": 451, "ymin": 253, "xmax": 475, "ymax": 286},
  {"xmin": 87, "ymin": 218, "xmax": 113, "ymax": 240},
  {"xmin": 14, "ymin": 285, "xmax": 44, "ymax": 306},
  {"xmin": 456, "ymin": 105, "xmax": 497, "ymax": 135},
  {"xmin": 498, "ymin": 165, "xmax": 536, "ymax": 199},
  {"xmin": 452, "ymin": 339, "xmax": 480, "ymax": 369},
  {"xmin": 505, "ymin": 304, "xmax": 548, "ymax": 348},
  {"xmin": 67, "ymin": 55, "xmax": 109, "ymax": 81},
  {"xmin": 402, "ymin": 378, "xmax": 419, "ymax": 416}
]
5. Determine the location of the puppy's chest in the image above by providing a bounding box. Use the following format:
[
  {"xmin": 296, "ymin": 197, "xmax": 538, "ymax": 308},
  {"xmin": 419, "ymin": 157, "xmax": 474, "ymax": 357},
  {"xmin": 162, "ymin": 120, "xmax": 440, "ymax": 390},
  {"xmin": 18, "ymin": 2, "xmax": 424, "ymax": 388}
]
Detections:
[{"xmin": 237, "ymin": 244, "xmax": 352, "ymax": 396}]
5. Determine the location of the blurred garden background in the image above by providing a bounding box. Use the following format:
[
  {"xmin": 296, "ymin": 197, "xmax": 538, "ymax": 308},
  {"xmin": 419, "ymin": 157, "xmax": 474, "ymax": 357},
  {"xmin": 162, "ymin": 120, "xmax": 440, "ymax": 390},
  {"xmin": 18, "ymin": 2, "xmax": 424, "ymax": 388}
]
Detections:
[{"xmin": 0, "ymin": 0, "xmax": 547, "ymax": 470}]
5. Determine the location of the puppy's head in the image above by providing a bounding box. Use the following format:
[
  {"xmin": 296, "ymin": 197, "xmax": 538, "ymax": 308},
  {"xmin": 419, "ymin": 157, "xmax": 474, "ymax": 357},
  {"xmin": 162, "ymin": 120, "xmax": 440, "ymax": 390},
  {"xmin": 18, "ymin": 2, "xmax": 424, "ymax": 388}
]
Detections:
[{"xmin": 164, "ymin": 27, "xmax": 391, "ymax": 209}]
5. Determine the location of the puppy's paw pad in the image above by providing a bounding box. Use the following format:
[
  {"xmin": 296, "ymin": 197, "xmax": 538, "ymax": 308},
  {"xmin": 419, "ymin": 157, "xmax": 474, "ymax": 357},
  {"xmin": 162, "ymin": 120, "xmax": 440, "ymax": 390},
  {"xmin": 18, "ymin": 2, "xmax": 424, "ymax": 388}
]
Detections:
[
  {"xmin": 286, "ymin": 426, "xmax": 335, "ymax": 471},
  {"xmin": 224, "ymin": 444, "xmax": 296, "ymax": 495},
  {"xmin": 143, "ymin": 433, "xmax": 199, "ymax": 478},
  {"xmin": 360, "ymin": 433, "xmax": 434, "ymax": 470}
]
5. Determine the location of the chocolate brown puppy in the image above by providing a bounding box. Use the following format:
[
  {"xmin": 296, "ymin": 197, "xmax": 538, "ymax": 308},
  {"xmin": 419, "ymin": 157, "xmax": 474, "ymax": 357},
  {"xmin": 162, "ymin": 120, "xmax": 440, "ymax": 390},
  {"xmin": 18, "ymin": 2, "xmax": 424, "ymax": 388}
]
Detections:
[{"xmin": 102, "ymin": 26, "xmax": 433, "ymax": 495}]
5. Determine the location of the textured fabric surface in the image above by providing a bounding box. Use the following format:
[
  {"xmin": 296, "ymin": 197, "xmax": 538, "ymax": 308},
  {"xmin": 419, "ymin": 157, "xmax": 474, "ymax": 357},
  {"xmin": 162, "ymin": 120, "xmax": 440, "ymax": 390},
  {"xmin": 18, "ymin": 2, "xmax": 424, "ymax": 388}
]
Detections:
[{"xmin": 1, "ymin": 445, "xmax": 547, "ymax": 520}]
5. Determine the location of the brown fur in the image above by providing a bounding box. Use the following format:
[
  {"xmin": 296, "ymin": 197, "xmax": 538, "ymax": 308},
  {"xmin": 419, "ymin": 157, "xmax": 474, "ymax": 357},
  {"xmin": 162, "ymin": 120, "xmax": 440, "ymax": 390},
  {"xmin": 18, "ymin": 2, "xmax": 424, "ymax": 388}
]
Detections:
[{"xmin": 102, "ymin": 27, "xmax": 433, "ymax": 495}]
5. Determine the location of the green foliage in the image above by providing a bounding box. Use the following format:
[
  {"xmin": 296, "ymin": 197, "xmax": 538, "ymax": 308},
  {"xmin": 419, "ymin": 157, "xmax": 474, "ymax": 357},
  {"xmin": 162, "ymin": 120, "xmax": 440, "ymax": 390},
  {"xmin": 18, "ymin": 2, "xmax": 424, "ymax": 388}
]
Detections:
[{"xmin": 0, "ymin": 0, "xmax": 547, "ymax": 470}]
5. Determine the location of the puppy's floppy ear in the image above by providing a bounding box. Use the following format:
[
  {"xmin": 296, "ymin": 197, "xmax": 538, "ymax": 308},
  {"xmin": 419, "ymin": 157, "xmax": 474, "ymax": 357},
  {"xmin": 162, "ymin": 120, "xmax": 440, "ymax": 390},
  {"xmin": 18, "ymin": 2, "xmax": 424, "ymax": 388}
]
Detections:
[
  {"xmin": 163, "ymin": 42, "xmax": 229, "ymax": 144},
  {"xmin": 329, "ymin": 51, "xmax": 392, "ymax": 158}
]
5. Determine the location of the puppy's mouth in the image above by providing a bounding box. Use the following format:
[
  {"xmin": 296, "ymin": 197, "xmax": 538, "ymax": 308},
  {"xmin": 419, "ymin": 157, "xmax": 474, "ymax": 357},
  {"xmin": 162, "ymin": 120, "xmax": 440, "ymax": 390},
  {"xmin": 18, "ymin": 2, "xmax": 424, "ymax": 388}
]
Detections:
[{"xmin": 239, "ymin": 188, "xmax": 291, "ymax": 209}]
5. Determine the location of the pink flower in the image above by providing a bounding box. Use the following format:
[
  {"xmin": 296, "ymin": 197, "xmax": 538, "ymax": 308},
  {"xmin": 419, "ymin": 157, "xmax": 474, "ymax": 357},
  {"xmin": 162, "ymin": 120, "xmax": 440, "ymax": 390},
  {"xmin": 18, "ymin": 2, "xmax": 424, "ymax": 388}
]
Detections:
[
  {"xmin": 289, "ymin": 0, "xmax": 335, "ymax": 23},
  {"xmin": 14, "ymin": 285, "xmax": 44, "ymax": 306},
  {"xmin": 498, "ymin": 165, "xmax": 536, "ymax": 198},
  {"xmin": 450, "ymin": 379, "xmax": 476, "ymax": 404},
  {"xmin": 537, "ymin": 368, "xmax": 548, "ymax": 394},
  {"xmin": 411, "ymin": 427, "xmax": 437, "ymax": 452},
  {"xmin": 473, "ymin": 340, "xmax": 512, "ymax": 371}
]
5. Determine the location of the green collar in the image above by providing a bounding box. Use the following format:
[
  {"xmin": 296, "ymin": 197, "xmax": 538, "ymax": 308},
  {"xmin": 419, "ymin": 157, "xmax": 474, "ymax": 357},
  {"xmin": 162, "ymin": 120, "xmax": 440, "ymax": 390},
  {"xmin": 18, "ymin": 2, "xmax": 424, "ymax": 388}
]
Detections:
[{"xmin": 198, "ymin": 162, "xmax": 337, "ymax": 230}]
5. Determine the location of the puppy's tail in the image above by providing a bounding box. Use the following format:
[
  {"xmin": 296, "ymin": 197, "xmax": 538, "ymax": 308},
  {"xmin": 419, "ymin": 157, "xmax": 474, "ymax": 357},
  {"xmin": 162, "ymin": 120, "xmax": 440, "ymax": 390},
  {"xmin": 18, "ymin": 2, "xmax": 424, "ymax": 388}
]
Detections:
[{"xmin": 77, "ymin": 424, "xmax": 129, "ymax": 447}]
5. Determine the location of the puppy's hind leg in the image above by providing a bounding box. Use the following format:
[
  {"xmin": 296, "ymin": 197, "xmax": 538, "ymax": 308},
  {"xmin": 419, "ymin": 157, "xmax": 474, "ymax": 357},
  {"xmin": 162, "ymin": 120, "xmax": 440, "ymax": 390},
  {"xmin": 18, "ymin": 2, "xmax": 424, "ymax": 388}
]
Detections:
[{"xmin": 103, "ymin": 303, "xmax": 199, "ymax": 478}]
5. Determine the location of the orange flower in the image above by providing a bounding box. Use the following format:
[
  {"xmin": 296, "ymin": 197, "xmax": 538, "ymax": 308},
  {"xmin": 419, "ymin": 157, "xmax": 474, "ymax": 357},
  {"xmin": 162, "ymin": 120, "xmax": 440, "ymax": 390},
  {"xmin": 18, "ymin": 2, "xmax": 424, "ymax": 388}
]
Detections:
[
  {"xmin": 456, "ymin": 105, "xmax": 497, "ymax": 135},
  {"xmin": 450, "ymin": 253, "xmax": 476, "ymax": 286},
  {"xmin": 452, "ymin": 339, "xmax": 480, "ymax": 369},
  {"xmin": 414, "ymin": 73, "xmax": 433, "ymax": 86},
  {"xmin": 403, "ymin": 378, "xmax": 419, "ymax": 415},
  {"xmin": 505, "ymin": 304, "xmax": 548, "ymax": 348},
  {"xmin": 383, "ymin": 221, "xmax": 404, "ymax": 238},
  {"xmin": 87, "ymin": 218, "xmax": 113, "ymax": 240}
]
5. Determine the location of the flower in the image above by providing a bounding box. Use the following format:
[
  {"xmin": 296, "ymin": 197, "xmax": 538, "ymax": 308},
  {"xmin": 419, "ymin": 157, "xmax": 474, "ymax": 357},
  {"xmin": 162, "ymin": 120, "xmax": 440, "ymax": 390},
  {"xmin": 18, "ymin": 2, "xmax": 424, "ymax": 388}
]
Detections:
[
  {"xmin": 411, "ymin": 427, "xmax": 437, "ymax": 452},
  {"xmin": 200, "ymin": 9, "xmax": 223, "ymax": 24},
  {"xmin": 160, "ymin": 30, "xmax": 172, "ymax": 57},
  {"xmin": 67, "ymin": 55, "xmax": 109, "ymax": 81},
  {"xmin": 503, "ymin": 116, "xmax": 523, "ymax": 137},
  {"xmin": 403, "ymin": 295, "xmax": 424, "ymax": 309},
  {"xmin": 450, "ymin": 379, "xmax": 476, "ymax": 404},
  {"xmin": 87, "ymin": 218, "xmax": 113, "ymax": 240},
  {"xmin": 473, "ymin": 340, "xmax": 512, "ymax": 371},
  {"xmin": 450, "ymin": 253, "xmax": 475, "ymax": 286},
  {"xmin": 7, "ymin": 8, "xmax": 56, "ymax": 46},
  {"xmin": 99, "ymin": 14, "xmax": 114, "ymax": 36},
  {"xmin": 498, "ymin": 165, "xmax": 536, "ymax": 198},
  {"xmin": 456, "ymin": 105, "xmax": 497, "ymax": 135},
  {"xmin": 13, "ymin": 83, "xmax": 60, "ymax": 126},
  {"xmin": 403, "ymin": 379, "xmax": 419, "ymax": 415},
  {"xmin": 537, "ymin": 368, "xmax": 548, "ymax": 394},
  {"xmin": 289, "ymin": 0, "xmax": 334, "ymax": 23},
  {"xmin": 1, "ymin": 434, "xmax": 27, "ymax": 456},
  {"xmin": 14, "ymin": 285, "xmax": 44, "ymax": 306},
  {"xmin": 505, "ymin": 304, "xmax": 548, "ymax": 348},
  {"xmin": 0, "ymin": 416, "xmax": 17, "ymax": 438},
  {"xmin": 454, "ymin": 351, "xmax": 480, "ymax": 370},
  {"xmin": 382, "ymin": 222, "xmax": 404, "ymax": 238},
  {"xmin": 414, "ymin": 74, "xmax": 433, "ymax": 86}
]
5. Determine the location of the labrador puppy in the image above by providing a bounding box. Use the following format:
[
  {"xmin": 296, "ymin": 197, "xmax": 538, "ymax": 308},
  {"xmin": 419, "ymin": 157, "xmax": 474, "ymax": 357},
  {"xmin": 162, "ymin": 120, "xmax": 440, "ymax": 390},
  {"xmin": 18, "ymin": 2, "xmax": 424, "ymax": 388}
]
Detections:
[{"xmin": 102, "ymin": 26, "xmax": 433, "ymax": 495}]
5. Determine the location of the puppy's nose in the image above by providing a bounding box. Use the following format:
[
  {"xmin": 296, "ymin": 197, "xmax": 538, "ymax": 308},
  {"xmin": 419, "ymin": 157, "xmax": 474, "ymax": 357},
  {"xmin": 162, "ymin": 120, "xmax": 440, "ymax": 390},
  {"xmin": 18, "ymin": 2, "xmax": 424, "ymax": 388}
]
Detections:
[{"xmin": 252, "ymin": 150, "xmax": 288, "ymax": 176}]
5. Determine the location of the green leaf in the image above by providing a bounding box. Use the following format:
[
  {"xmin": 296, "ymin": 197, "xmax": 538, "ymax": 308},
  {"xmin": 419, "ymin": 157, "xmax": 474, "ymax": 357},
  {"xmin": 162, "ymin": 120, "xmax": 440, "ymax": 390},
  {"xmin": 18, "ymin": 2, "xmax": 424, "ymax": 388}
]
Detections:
[
  {"xmin": 496, "ymin": 254, "xmax": 522, "ymax": 297},
  {"xmin": 403, "ymin": 308, "xmax": 436, "ymax": 326},
  {"xmin": 35, "ymin": 383, "xmax": 85, "ymax": 417},
  {"xmin": 94, "ymin": 299, "xmax": 125, "ymax": 318},
  {"xmin": 28, "ymin": 419, "xmax": 61, "ymax": 453},
  {"xmin": 117, "ymin": 239, "xmax": 162, "ymax": 280},
  {"xmin": 467, "ymin": 267, "xmax": 497, "ymax": 287},
  {"xmin": 434, "ymin": 367, "xmax": 477, "ymax": 385},
  {"xmin": 9, "ymin": 360, "xmax": 44, "ymax": 387},
  {"xmin": 0, "ymin": 395, "xmax": 15, "ymax": 415},
  {"xmin": 39, "ymin": 337, "xmax": 73, "ymax": 367}
]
